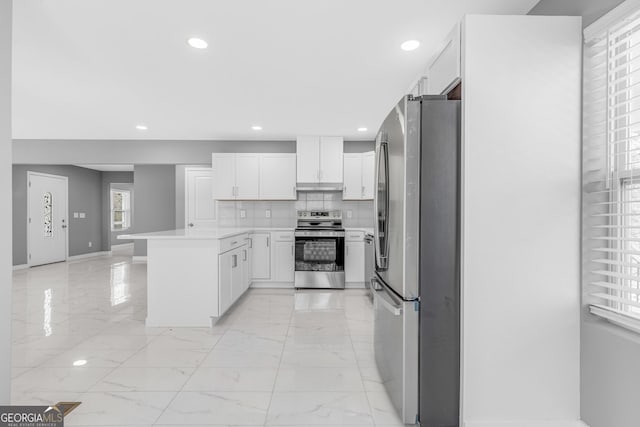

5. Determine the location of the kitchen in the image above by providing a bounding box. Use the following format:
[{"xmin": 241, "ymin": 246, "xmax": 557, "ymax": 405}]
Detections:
[{"xmin": 2, "ymin": 1, "xmax": 637, "ymax": 427}]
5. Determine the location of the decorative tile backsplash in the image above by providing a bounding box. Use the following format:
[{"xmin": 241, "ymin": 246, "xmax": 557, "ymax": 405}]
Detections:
[{"xmin": 217, "ymin": 192, "xmax": 374, "ymax": 228}]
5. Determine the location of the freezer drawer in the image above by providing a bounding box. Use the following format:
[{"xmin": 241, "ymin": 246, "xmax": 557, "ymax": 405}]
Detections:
[{"xmin": 372, "ymin": 276, "xmax": 418, "ymax": 425}]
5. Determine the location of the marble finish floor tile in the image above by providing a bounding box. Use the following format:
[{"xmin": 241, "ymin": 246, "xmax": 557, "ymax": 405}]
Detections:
[{"xmin": 10, "ymin": 252, "xmax": 395, "ymax": 427}]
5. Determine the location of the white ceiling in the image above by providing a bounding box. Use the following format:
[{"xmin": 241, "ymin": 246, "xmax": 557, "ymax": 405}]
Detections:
[
  {"xmin": 76, "ymin": 164, "xmax": 134, "ymax": 172},
  {"xmin": 12, "ymin": 0, "xmax": 539, "ymax": 141}
]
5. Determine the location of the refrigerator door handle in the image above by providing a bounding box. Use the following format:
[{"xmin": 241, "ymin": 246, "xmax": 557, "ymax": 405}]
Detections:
[
  {"xmin": 373, "ymin": 141, "xmax": 390, "ymax": 270},
  {"xmin": 371, "ymin": 277, "xmax": 402, "ymax": 316}
]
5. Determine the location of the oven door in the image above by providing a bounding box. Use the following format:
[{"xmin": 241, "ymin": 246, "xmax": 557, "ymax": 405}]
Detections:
[{"xmin": 294, "ymin": 232, "xmax": 345, "ymax": 289}]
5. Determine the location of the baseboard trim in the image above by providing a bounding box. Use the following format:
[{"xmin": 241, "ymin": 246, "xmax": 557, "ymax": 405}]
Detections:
[
  {"xmin": 464, "ymin": 420, "xmax": 589, "ymax": 427},
  {"xmin": 12, "ymin": 264, "xmax": 28, "ymax": 271},
  {"xmin": 345, "ymin": 281, "xmax": 366, "ymax": 289},
  {"xmin": 132, "ymin": 256, "xmax": 148, "ymax": 263},
  {"xmin": 67, "ymin": 251, "xmax": 110, "ymax": 261},
  {"xmin": 250, "ymin": 282, "xmax": 293, "ymax": 289}
]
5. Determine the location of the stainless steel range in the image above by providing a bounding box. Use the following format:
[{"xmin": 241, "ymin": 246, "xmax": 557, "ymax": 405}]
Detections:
[{"xmin": 294, "ymin": 210, "xmax": 345, "ymax": 289}]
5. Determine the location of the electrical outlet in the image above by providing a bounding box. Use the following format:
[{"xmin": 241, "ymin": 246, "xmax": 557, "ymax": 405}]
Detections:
[
  {"xmin": 73, "ymin": 212, "xmax": 79, "ymax": 219},
  {"xmin": 265, "ymin": 209, "xmax": 271, "ymax": 218},
  {"xmin": 347, "ymin": 210, "xmax": 353, "ymax": 219},
  {"xmin": 79, "ymin": 212, "xmax": 86, "ymax": 219},
  {"xmin": 239, "ymin": 209, "xmax": 246, "ymax": 219},
  {"xmin": 88, "ymin": 241, "xmax": 92, "ymax": 248}
]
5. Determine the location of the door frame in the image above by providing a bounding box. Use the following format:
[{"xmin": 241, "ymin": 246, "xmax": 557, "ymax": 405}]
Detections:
[
  {"xmin": 27, "ymin": 171, "xmax": 69, "ymax": 267},
  {"xmin": 184, "ymin": 167, "xmax": 218, "ymax": 229}
]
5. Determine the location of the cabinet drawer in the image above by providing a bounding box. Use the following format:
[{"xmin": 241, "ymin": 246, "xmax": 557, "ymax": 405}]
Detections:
[
  {"xmin": 272, "ymin": 231, "xmax": 294, "ymax": 241},
  {"xmin": 220, "ymin": 233, "xmax": 249, "ymax": 253},
  {"xmin": 345, "ymin": 231, "xmax": 365, "ymax": 242}
]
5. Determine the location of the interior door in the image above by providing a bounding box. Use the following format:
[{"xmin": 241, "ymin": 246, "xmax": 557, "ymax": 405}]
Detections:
[
  {"xmin": 212, "ymin": 153, "xmax": 236, "ymax": 199},
  {"xmin": 319, "ymin": 136, "xmax": 344, "ymax": 182},
  {"xmin": 28, "ymin": 172, "xmax": 68, "ymax": 266},
  {"xmin": 235, "ymin": 154, "xmax": 260, "ymax": 199},
  {"xmin": 260, "ymin": 154, "xmax": 297, "ymax": 200},
  {"xmin": 186, "ymin": 168, "xmax": 217, "ymax": 229}
]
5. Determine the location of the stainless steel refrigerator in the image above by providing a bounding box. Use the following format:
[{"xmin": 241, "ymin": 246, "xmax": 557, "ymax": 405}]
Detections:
[{"xmin": 372, "ymin": 95, "xmax": 460, "ymax": 426}]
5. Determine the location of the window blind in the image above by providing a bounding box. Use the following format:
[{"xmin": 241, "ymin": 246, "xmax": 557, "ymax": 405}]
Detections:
[{"xmin": 584, "ymin": 6, "xmax": 640, "ymax": 331}]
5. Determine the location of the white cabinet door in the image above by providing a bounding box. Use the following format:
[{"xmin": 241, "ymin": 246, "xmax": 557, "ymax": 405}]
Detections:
[
  {"xmin": 212, "ymin": 153, "xmax": 236, "ymax": 200},
  {"xmin": 319, "ymin": 136, "xmax": 343, "ymax": 183},
  {"xmin": 362, "ymin": 151, "xmax": 375, "ymax": 200},
  {"xmin": 296, "ymin": 136, "xmax": 321, "ymax": 183},
  {"xmin": 250, "ymin": 233, "xmax": 271, "ymax": 280},
  {"xmin": 218, "ymin": 251, "xmax": 233, "ymax": 314},
  {"xmin": 235, "ymin": 154, "xmax": 260, "ymax": 199},
  {"xmin": 274, "ymin": 240, "xmax": 294, "ymax": 282},
  {"xmin": 345, "ymin": 241, "xmax": 365, "ymax": 283},
  {"xmin": 186, "ymin": 168, "xmax": 217, "ymax": 229},
  {"xmin": 260, "ymin": 154, "xmax": 297, "ymax": 200},
  {"xmin": 343, "ymin": 154, "xmax": 363, "ymax": 200},
  {"xmin": 427, "ymin": 23, "xmax": 461, "ymax": 95}
]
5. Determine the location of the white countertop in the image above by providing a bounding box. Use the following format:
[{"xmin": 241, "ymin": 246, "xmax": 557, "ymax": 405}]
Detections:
[
  {"xmin": 345, "ymin": 227, "xmax": 374, "ymax": 235},
  {"xmin": 118, "ymin": 227, "xmax": 294, "ymax": 241}
]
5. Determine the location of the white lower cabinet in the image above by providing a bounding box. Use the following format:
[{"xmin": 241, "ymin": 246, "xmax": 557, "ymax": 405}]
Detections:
[
  {"xmin": 218, "ymin": 237, "xmax": 249, "ymax": 316},
  {"xmin": 345, "ymin": 231, "xmax": 365, "ymax": 284},
  {"xmin": 250, "ymin": 233, "xmax": 271, "ymax": 280},
  {"xmin": 273, "ymin": 231, "xmax": 295, "ymax": 283}
]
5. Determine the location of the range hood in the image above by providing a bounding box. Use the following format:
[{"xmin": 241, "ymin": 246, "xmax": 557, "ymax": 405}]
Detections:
[{"xmin": 296, "ymin": 182, "xmax": 343, "ymax": 192}]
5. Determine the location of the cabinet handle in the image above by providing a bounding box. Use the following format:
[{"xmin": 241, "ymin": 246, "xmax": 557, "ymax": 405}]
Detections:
[
  {"xmin": 291, "ymin": 245, "xmax": 294, "ymax": 256},
  {"xmin": 247, "ymin": 238, "xmax": 253, "ymax": 248},
  {"xmin": 232, "ymin": 254, "xmax": 237, "ymax": 268},
  {"xmin": 243, "ymin": 249, "xmax": 247, "ymax": 261},
  {"xmin": 346, "ymin": 246, "xmax": 349, "ymax": 256},
  {"xmin": 362, "ymin": 186, "xmax": 365, "ymax": 197},
  {"xmin": 266, "ymin": 237, "xmax": 270, "ymax": 247},
  {"xmin": 293, "ymin": 186, "xmax": 296, "ymax": 197}
]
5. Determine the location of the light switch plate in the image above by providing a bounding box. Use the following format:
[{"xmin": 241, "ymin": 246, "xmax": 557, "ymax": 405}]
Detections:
[
  {"xmin": 239, "ymin": 209, "xmax": 246, "ymax": 218},
  {"xmin": 347, "ymin": 210, "xmax": 353, "ymax": 219},
  {"xmin": 79, "ymin": 212, "xmax": 86, "ymax": 219},
  {"xmin": 265, "ymin": 209, "xmax": 271, "ymax": 218}
]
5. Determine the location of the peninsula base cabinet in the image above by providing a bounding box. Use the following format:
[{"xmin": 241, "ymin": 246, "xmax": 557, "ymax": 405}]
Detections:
[{"xmin": 218, "ymin": 243, "xmax": 249, "ymax": 315}]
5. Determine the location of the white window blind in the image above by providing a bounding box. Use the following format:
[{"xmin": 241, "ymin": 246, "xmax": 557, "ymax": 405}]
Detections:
[{"xmin": 584, "ymin": 4, "xmax": 640, "ymax": 332}]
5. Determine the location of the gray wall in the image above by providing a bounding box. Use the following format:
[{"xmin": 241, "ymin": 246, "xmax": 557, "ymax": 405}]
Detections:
[
  {"xmin": 0, "ymin": 0, "xmax": 11, "ymax": 404},
  {"xmin": 529, "ymin": 0, "xmax": 625, "ymax": 27},
  {"xmin": 101, "ymin": 172, "xmax": 134, "ymax": 250},
  {"xmin": 12, "ymin": 165, "xmax": 103, "ymax": 265},
  {"xmin": 13, "ymin": 139, "xmax": 374, "ymax": 165},
  {"xmin": 133, "ymin": 165, "xmax": 176, "ymax": 256},
  {"xmin": 530, "ymin": 1, "xmax": 640, "ymax": 427}
]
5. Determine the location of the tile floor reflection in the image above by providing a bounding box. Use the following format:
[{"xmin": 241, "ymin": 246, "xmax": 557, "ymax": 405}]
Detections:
[{"xmin": 11, "ymin": 249, "xmax": 404, "ymax": 426}]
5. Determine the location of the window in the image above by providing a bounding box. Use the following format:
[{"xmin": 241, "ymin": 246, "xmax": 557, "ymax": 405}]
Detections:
[
  {"xmin": 111, "ymin": 189, "xmax": 131, "ymax": 230},
  {"xmin": 584, "ymin": 3, "xmax": 640, "ymax": 331}
]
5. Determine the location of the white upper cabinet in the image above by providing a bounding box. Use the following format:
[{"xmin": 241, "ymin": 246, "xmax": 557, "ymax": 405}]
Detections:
[
  {"xmin": 427, "ymin": 23, "xmax": 461, "ymax": 95},
  {"xmin": 296, "ymin": 136, "xmax": 321, "ymax": 182},
  {"xmin": 296, "ymin": 136, "xmax": 344, "ymax": 183},
  {"xmin": 235, "ymin": 154, "xmax": 260, "ymax": 199},
  {"xmin": 212, "ymin": 153, "xmax": 297, "ymax": 200},
  {"xmin": 362, "ymin": 151, "xmax": 375, "ymax": 199},
  {"xmin": 319, "ymin": 136, "xmax": 344, "ymax": 183},
  {"xmin": 343, "ymin": 151, "xmax": 374, "ymax": 200},
  {"xmin": 260, "ymin": 154, "xmax": 297, "ymax": 200},
  {"xmin": 343, "ymin": 153, "xmax": 363, "ymax": 199},
  {"xmin": 211, "ymin": 153, "xmax": 236, "ymax": 199}
]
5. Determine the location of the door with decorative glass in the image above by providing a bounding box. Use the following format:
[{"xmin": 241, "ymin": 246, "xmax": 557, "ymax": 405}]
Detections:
[{"xmin": 28, "ymin": 172, "xmax": 68, "ymax": 266}]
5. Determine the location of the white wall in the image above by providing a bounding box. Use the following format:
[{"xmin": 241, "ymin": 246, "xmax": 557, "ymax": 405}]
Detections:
[
  {"xmin": 0, "ymin": 0, "xmax": 12, "ymax": 403},
  {"xmin": 461, "ymin": 15, "xmax": 582, "ymax": 426}
]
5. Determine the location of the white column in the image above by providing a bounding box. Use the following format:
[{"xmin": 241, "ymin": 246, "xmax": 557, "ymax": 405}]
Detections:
[{"xmin": 0, "ymin": 0, "xmax": 12, "ymax": 404}]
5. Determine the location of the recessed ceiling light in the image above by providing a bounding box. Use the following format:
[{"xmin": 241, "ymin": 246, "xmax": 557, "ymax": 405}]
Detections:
[
  {"xmin": 135, "ymin": 124, "xmax": 148, "ymax": 131},
  {"xmin": 251, "ymin": 125, "xmax": 262, "ymax": 131},
  {"xmin": 73, "ymin": 359, "xmax": 87, "ymax": 367},
  {"xmin": 401, "ymin": 40, "xmax": 420, "ymax": 51},
  {"xmin": 357, "ymin": 127, "xmax": 368, "ymax": 132},
  {"xmin": 188, "ymin": 37, "xmax": 208, "ymax": 49}
]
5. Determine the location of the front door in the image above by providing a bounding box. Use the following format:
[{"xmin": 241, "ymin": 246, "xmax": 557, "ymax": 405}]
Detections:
[
  {"xmin": 28, "ymin": 172, "xmax": 68, "ymax": 266},
  {"xmin": 186, "ymin": 167, "xmax": 217, "ymax": 229}
]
